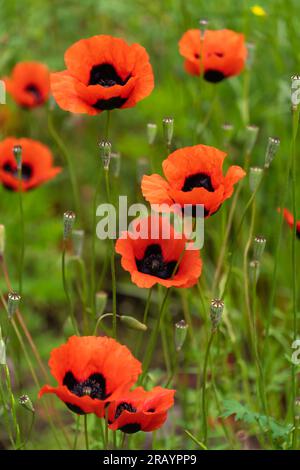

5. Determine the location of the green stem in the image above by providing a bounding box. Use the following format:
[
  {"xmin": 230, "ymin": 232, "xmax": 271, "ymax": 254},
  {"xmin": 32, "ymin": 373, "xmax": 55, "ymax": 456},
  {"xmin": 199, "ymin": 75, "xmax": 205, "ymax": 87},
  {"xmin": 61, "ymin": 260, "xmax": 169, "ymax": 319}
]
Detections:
[
  {"xmin": 62, "ymin": 243, "xmax": 79, "ymax": 335},
  {"xmin": 135, "ymin": 287, "xmax": 153, "ymax": 356},
  {"xmin": 84, "ymin": 414, "xmax": 89, "ymax": 450},
  {"xmin": 18, "ymin": 167, "xmax": 25, "ymax": 295},
  {"xmin": 291, "ymin": 105, "xmax": 299, "ymax": 449},
  {"xmin": 201, "ymin": 330, "xmax": 215, "ymax": 446},
  {"xmin": 104, "ymin": 168, "xmax": 117, "ymax": 339},
  {"xmin": 73, "ymin": 415, "xmax": 80, "ymax": 450}
]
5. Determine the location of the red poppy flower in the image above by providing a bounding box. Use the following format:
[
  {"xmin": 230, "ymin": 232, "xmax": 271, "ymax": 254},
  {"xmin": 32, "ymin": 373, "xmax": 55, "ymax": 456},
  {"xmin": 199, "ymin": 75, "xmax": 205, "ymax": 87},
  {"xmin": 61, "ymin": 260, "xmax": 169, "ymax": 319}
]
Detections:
[
  {"xmin": 141, "ymin": 145, "xmax": 245, "ymax": 217},
  {"xmin": 4, "ymin": 62, "xmax": 50, "ymax": 108},
  {"xmin": 115, "ymin": 216, "xmax": 202, "ymax": 289},
  {"xmin": 51, "ymin": 35, "xmax": 154, "ymax": 115},
  {"xmin": 178, "ymin": 29, "xmax": 247, "ymax": 82},
  {"xmin": 107, "ymin": 386, "xmax": 175, "ymax": 434},
  {"xmin": 0, "ymin": 137, "xmax": 61, "ymax": 191},
  {"xmin": 39, "ymin": 336, "xmax": 142, "ymax": 416},
  {"xmin": 279, "ymin": 208, "xmax": 300, "ymax": 238}
]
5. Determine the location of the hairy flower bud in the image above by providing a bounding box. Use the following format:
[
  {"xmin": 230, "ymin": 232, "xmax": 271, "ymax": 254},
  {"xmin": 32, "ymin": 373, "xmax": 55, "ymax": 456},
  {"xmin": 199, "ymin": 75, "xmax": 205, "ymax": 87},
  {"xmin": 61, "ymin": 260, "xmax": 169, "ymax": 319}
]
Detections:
[{"xmin": 120, "ymin": 315, "xmax": 147, "ymax": 331}]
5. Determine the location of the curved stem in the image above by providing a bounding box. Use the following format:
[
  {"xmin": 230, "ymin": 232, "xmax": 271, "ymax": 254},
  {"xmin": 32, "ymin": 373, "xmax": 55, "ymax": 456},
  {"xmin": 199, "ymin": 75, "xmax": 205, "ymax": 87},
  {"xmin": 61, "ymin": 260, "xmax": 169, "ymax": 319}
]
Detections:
[{"xmin": 62, "ymin": 242, "xmax": 79, "ymax": 335}]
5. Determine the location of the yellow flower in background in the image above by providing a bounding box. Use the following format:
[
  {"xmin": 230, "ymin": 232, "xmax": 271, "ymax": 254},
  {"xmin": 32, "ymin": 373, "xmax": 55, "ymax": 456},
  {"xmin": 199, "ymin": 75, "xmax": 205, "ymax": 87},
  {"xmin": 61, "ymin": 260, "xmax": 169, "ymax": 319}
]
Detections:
[{"xmin": 251, "ymin": 5, "xmax": 267, "ymax": 16}]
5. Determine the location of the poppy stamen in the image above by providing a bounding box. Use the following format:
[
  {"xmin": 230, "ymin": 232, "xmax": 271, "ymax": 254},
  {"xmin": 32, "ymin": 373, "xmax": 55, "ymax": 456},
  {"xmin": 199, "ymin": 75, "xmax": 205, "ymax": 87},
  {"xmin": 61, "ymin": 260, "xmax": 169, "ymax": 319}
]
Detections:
[
  {"xmin": 115, "ymin": 402, "xmax": 137, "ymax": 420},
  {"xmin": 25, "ymin": 83, "xmax": 42, "ymax": 103},
  {"xmin": 182, "ymin": 172, "xmax": 214, "ymax": 192},
  {"xmin": 3, "ymin": 162, "xmax": 33, "ymax": 181},
  {"xmin": 136, "ymin": 244, "xmax": 177, "ymax": 280},
  {"xmin": 89, "ymin": 63, "xmax": 129, "ymax": 88},
  {"xmin": 63, "ymin": 371, "xmax": 108, "ymax": 400},
  {"xmin": 204, "ymin": 69, "xmax": 225, "ymax": 83}
]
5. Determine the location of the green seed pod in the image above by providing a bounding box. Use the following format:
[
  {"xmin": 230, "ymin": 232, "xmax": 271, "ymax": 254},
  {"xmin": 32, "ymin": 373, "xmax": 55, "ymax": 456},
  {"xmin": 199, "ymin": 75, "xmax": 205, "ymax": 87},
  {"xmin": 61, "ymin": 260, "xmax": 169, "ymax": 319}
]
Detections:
[
  {"xmin": 264, "ymin": 136, "xmax": 280, "ymax": 169},
  {"xmin": 0, "ymin": 224, "xmax": 5, "ymax": 257},
  {"xmin": 19, "ymin": 394, "xmax": 35, "ymax": 413},
  {"xmin": 253, "ymin": 235, "xmax": 266, "ymax": 261},
  {"xmin": 147, "ymin": 123, "xmax": 157, "ymax": 145},
  {"xmin": 175, "ymin": 319, "xmax": 189, "ymax": 352},
  {"xmin": 120, "ymin": 315, "xmax": 147, "ymax": 331},
  {"xmin": 163, "ymin": 117, "xmax": 174, "ymax": 147},
  {"xmin": 95, "ymin": 291, "xmax": 108, "ymax": 318},
  {"xmin": 249, "ymin": 167, "xmax": 263, "ymax": 192},
  {"xmin": 99, "ymin": 140, "xmax": 112, "ymax": 170},
  {"xmin": 63, "ymin": 211, "xmax": 76, "ymax": 240},
  {"xmin": 72, "ymin": 229, "xmax": 84, "ymax": 258},
  {"xmin": 7, "ymin": 292, "xmax": 21, "ymax": 319},
  {"xmin": 210, "ymin": 299, "xmax": 224, "ymax": 331}
]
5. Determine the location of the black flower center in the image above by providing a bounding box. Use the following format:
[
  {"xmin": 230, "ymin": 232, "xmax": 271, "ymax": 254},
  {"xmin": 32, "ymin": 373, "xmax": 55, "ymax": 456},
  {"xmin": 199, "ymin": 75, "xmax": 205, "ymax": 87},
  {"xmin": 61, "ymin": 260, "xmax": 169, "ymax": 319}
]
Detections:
[
  {"xmin": 296, "ymin": 228, "xmax": 300, "ymax": 240},
  {"xmin": 136, "ymin": 244, "xmax": 177, "ymax": 279},
  {"xmin": 3, "ymin": 162, "xmax": 33, "ymax": 181},
  {"xmin": 25, "ymin": 83, "xmax": 42, "ymax": 102},
  {"xmin": 204, "ymin": 70, "xmax": 225, "ymax": 83},
  {"xmin": 89, "ymin": 63, "xmax": 129, "ymax": 88},
  {"xmin": 182, "ymin": 172, "xmax": 214, "ymax": 192},
  {"xmin": 115, "ymin": 402, "xmax": 137, "ymax": 420},
  {"xmin": 63, "ymin": 371, "xmax": 108, "ymax": 400}
]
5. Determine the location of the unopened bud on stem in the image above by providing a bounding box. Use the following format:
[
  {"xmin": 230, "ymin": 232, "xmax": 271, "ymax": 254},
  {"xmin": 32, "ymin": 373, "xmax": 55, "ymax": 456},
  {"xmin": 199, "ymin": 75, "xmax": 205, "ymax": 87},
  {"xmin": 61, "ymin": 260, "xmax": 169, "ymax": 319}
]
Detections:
[
  {"xmin": 120, "ymin": 315, "xmax": 147, "ymax": 331},
  {"xmin": 291, "ymin": 74, "xmax": 300, "ymax": 110},
  {"xmin": 63, "ymin": 211, "xmax": 76, "ymax": 240},
  {"xmin": 175, "ymin": 320, "xmax": 188, "ymax": 352}
]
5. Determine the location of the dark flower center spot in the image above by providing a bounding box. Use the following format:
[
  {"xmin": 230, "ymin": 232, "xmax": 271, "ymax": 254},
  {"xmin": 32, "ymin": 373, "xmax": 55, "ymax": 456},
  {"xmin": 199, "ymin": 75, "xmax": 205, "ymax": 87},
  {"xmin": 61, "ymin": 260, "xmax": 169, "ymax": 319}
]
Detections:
[
  {"xmin": 3, "ymin": 162, "xmax": 33, "ymax": 181},
  {"xmin": 182, "ymin": 173, "xmax": 214, "ymax": 192},
  {"xmin": 296, "ymin": 228, "xmax": 300, "ymax": 240},
  {"xmin": 63, "ymin": 371, "xmax": 108, "ymax": 400},
  {"xmin": 93, "ymin": 96, "xmax": 127, "ymax": 111},
  {"xmin": 25, "ymin": 84, "xmax": 42, "ymax": 103},
  {"xmin": 120, "ymin": 423, "xmax": 141, "ymax": 434},
  {"xmin": 115, "ymin": 402, "xmax": 137, "ymax": 420},
  {"xmin": 204, "ymin": 69, "xmax": 225, "ymax": 83},
  {"xmin": 136, "ymin": 244, "xmax": 177, "ymax": 280},
  {"xmin": 89, "ymin": 63, "xmax": 129, "ymax": 88}
]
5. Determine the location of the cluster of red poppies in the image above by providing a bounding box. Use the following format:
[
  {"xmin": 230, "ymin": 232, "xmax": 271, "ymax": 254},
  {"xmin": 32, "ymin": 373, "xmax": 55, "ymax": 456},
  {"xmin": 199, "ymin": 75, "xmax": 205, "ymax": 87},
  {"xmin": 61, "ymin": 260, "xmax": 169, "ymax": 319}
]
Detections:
[{"xmin": 39, "ymin": 335, "xmax": 175, "ymax": 434}]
